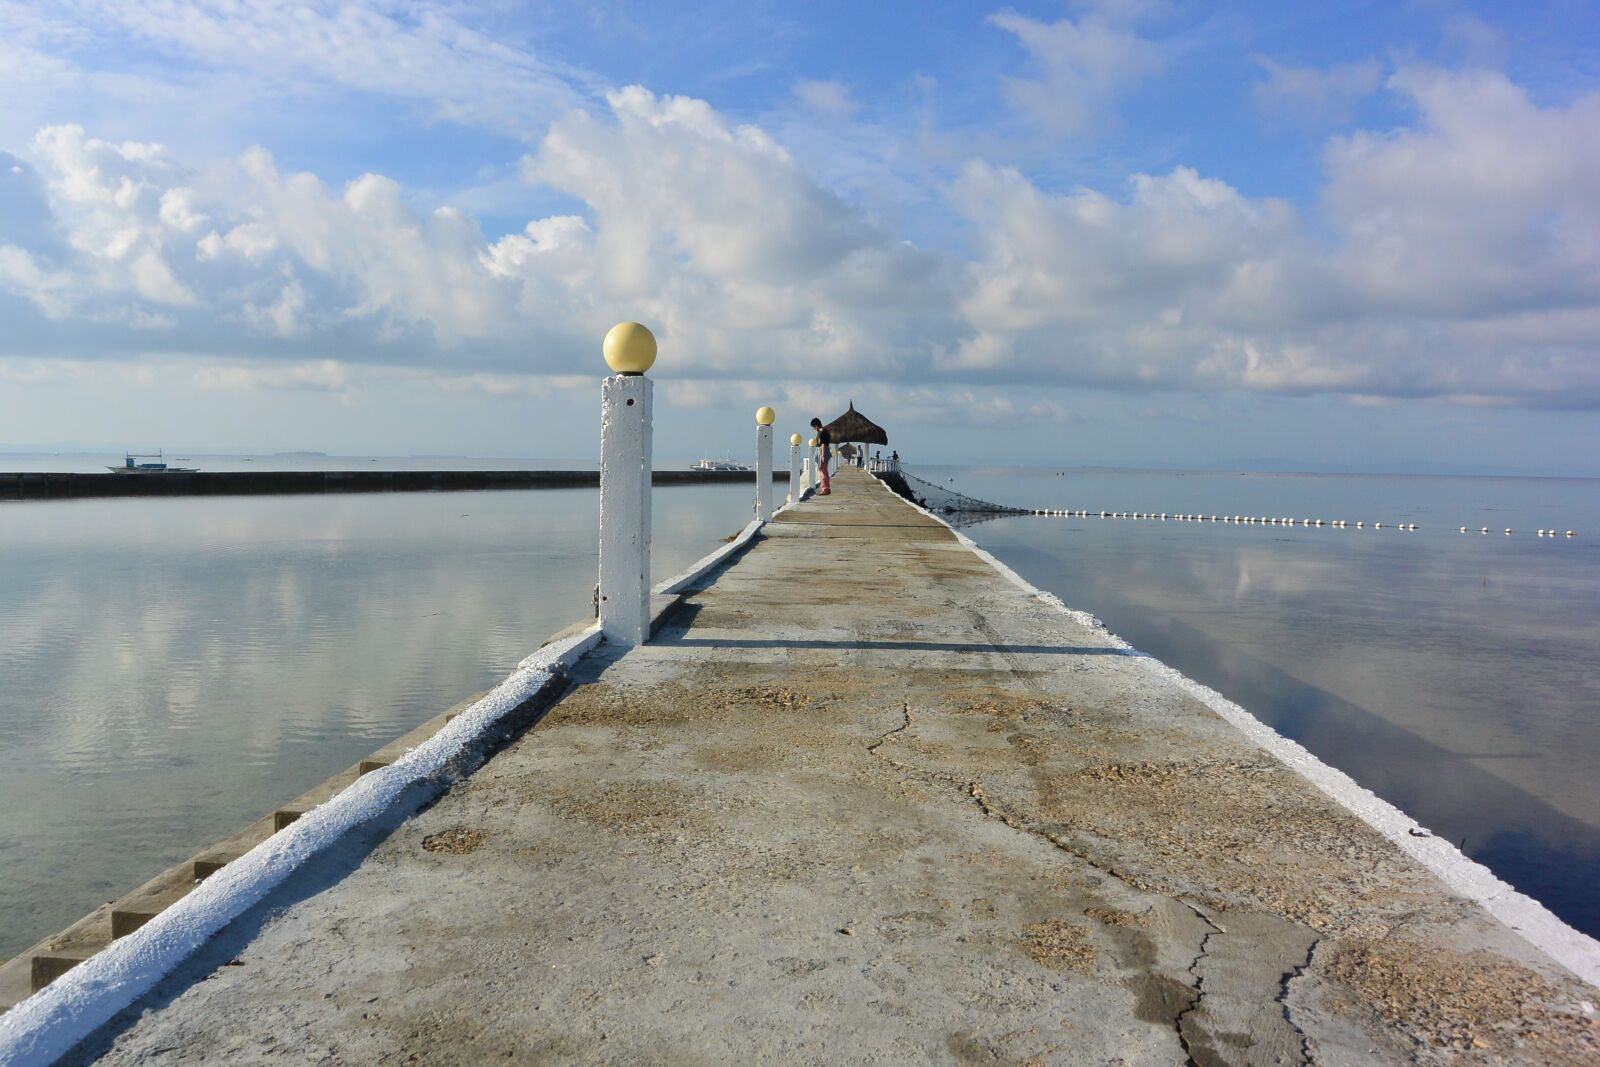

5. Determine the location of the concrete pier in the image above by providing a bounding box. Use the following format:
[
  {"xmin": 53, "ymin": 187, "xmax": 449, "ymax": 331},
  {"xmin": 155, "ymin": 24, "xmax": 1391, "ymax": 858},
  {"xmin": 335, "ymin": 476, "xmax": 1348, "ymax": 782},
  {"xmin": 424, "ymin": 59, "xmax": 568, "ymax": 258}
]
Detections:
[{"xmin": 52, "ymin": 469, "xmax": 1600, "ymax": 1063}]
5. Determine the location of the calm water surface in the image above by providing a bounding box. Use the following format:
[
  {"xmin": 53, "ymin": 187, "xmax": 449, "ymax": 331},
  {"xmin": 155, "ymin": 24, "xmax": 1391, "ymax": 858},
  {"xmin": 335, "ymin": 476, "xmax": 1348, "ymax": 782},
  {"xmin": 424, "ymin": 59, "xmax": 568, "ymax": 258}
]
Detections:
[
  {"xmin": 0, "ymin": 485, "xmax": 758, "ymax": 958},
  {"xmin": 924, "ymin": 467, "xmax": 1600, "ymax": 938}
]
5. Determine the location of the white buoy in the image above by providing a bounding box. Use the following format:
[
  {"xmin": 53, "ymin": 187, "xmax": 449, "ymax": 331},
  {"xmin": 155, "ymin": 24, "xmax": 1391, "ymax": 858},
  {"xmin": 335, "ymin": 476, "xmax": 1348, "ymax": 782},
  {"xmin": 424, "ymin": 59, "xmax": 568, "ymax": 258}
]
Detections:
[
  {"xmin": 1480, "ymin": 527, "xmax": 1488, "ymax": 534},
  {"xmin": 1505, "ymin": 528, "xmax": 1512, "ymax": 535},
  {"xmin": 1538, "ymin": 529, "xmax": 1547, "ymax": 537},
  {"xmin": 1567, "ymin": 530, "xmax": 1575, "ymax": 537},
  {"xmin": 1356, "ymin": 521, "xmax": 1365, "ymax": 528}
]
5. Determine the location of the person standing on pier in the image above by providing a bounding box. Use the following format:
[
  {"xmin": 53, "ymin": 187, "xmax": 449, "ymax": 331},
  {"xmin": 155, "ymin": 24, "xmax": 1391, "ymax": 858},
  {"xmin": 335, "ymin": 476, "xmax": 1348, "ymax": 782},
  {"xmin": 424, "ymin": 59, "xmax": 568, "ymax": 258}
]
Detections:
[{"xmin": 810, "ymin": 417, "xmax": 832, "ymax": 495}]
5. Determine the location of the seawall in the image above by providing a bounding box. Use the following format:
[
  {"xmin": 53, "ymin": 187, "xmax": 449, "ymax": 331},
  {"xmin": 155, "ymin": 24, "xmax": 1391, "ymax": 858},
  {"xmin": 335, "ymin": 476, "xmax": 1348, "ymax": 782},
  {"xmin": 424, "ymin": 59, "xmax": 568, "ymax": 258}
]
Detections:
[{"xmin": 0, "ymin": 469, "xmax": 787, "ymax": 500}]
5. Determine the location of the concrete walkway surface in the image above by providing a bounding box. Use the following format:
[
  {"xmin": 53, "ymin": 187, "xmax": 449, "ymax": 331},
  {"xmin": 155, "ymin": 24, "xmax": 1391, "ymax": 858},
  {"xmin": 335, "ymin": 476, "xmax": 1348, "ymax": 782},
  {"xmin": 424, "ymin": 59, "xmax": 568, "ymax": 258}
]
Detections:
[{"xmin": 69, "ymin": 468, "xmax": 1598, "ymax": 1065}]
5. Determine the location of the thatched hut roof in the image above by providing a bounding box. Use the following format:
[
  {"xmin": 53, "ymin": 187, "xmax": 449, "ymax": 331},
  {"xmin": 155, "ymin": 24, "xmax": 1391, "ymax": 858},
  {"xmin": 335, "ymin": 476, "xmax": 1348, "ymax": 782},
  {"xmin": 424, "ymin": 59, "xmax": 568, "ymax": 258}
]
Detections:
[{"xmin": 823, "ymin": 402, "xmax": 888, "ymax": 445}]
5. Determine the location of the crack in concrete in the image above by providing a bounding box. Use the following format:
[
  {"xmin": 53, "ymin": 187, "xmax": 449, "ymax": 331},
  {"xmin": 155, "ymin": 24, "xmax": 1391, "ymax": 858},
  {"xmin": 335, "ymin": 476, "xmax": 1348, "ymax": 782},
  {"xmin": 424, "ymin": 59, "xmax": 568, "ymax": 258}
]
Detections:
[
  {"xmin": 1281, "ymin": 937, "xmax": 1323, "ymax": 1066},
  {"xmin": 866, "ymin": 704, "xmax": 914, "ymax": 757},
  {"xmin": 866, "ymin": 705, "xmax": 1224, "ymax": 1066},
  {"xmin": 1171, "ymin": 903, "xmax": 1223, "ymax": 1067}
]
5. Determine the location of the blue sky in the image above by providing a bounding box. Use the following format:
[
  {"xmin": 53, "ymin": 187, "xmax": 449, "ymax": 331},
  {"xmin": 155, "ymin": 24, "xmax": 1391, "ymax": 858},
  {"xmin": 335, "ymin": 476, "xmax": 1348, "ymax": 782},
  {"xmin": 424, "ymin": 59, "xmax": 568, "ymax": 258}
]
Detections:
[{"xmin": 2, "ymin": 1, "xmax": 1598, "ymax": 473}]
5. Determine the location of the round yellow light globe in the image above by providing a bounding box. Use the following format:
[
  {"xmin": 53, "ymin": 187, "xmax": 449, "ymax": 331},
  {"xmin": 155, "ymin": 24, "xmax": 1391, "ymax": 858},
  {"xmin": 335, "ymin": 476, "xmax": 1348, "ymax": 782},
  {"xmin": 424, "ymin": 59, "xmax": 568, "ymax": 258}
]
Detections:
[
  {"xmin": 602, "ymin": 321, "xmax": 657, "ymax": 374},
  {"xmin": 755, "ymin": 406, "xmax": 776, "ymax": 426},
  {"xmin": 808, "ymin": 437, "xmax": 819, "ymax": 448},
  {"xmin": 790, "ymin": 433, "xmax": 803, "ymax": 446}
]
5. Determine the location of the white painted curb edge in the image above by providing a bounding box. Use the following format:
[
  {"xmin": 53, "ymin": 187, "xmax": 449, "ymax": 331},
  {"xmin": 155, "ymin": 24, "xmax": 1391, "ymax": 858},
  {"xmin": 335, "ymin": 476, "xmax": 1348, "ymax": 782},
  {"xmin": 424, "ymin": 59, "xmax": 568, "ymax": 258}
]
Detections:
[
  {"xmin": 872, "ymin": 473, "xmax": 1600, "ymax": 989},
  {"xmin": 0, "ymin": 624, "xmax": 605, "ymax": 1067}
]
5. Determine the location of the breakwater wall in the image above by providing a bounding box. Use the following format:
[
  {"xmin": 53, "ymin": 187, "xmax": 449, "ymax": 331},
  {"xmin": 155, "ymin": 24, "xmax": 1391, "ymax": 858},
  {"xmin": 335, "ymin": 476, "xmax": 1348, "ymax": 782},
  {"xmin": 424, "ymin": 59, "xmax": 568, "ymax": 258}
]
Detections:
[{"xmin": 0, "ymin": 469, "xmax": 787, "ymax": 501}]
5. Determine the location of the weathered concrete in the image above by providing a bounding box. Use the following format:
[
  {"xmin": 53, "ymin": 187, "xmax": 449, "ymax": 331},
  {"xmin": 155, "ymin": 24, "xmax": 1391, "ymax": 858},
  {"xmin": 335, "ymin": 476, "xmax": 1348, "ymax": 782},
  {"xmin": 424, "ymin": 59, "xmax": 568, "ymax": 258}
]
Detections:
[{"xmin": 71, "ymin": 469, "xmax": 1598, "ymax": 1065}]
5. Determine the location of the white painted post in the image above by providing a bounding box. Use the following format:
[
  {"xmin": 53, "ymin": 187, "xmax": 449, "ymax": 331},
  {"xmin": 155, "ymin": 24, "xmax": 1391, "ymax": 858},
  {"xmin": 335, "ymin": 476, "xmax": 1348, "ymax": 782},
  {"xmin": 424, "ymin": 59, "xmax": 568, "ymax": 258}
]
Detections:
[
  {"xmin": 599, "ymin": 323, "xmax": 656, "ymax": 648},
  {"xmin": 788, "ymin": 435, "xmax": 802, "ymax": 505},
  {"xmin": 754, "ymin": 406, "xmax": 775, "ymax": 521}
]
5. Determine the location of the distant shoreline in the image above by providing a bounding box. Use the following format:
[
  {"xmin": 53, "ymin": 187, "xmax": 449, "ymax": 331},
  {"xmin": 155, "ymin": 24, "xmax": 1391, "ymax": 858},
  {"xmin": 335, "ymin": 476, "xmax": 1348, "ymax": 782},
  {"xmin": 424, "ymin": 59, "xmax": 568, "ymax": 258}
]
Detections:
[{"xmin": 1, "ymin": 469, "xmax": 787, "ymax": 501}]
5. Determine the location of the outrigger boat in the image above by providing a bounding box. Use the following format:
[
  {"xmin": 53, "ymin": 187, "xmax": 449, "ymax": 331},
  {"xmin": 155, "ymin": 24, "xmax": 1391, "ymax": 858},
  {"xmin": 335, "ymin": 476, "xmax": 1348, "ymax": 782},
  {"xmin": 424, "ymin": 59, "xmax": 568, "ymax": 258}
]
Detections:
[{"xmin": 107, "ymin": 450, "xmax": 199, "ymax": 474}]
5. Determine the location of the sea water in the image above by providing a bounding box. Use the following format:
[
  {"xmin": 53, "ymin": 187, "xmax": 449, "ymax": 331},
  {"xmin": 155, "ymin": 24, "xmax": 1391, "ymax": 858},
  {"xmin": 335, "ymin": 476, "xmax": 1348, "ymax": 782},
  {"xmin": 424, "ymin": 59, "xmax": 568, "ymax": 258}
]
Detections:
[
  {"xmin": 0, "ymin": 483, "xmax": 758, "ymax": 959},
  {"xmin": 923, "ymin": 466, "xmax": 1600, "ymax": 939}
]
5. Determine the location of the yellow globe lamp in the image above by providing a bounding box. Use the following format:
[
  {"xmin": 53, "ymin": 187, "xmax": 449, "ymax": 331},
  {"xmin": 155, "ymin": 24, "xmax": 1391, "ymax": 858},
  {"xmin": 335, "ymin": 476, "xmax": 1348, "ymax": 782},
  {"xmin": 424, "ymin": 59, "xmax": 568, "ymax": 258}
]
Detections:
[
  {"xmin": 790, "ymin": 433, "xmax": 803, "ymax": 446},
  {"xmin": 755, "ymin": 405, "xmax": 776, "ymax": 426},
  {"xmin": 808, "ymin": 437, "xmax": 819, "ymax": 448},
  {"xmin": 602, "ymin": 321, "xmax": 657, "ymax": 375}
]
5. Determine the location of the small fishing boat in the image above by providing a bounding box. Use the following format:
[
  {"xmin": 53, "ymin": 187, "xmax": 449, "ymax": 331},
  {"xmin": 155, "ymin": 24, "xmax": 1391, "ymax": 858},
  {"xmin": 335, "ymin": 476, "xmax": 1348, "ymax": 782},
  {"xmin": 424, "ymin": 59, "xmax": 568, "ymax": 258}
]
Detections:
[{"xmin": 107, "ymin": 450, "xmax": 199, "ymax": 474}]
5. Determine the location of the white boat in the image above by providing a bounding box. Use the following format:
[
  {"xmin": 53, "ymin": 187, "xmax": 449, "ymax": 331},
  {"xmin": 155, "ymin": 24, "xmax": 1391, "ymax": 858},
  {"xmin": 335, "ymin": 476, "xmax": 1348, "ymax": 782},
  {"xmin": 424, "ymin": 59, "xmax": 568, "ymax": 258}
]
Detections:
[
  {"xmin": 689, "ymin": 457, "xmax": 752, "ymax": 472},
  {"xmin": 107, "ymin": 450, "xmax": 199, "ymax": 474}
]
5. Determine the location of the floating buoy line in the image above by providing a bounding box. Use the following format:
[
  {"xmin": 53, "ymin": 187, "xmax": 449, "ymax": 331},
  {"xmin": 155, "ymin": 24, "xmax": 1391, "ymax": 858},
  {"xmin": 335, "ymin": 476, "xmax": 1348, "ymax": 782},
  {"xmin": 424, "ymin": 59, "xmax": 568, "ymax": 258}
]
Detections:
[
  {"xmin": 1026, "ymin": 510, "xmax": 1419, "ymax": 529},
  {"xmin": 1021, "ymin": 511, "xmax": 1579, "ymax": 538},
  {"xmin": 891, "ymin": 473, "xmax": 1577, "ymax": 538}
]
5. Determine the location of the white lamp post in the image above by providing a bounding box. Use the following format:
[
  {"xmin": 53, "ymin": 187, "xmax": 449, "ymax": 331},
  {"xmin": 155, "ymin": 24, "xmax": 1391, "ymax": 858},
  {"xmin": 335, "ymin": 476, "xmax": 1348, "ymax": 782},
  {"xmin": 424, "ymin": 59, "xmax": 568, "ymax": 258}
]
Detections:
[
  {"xmin": 788, "ymin": 433, "xmax": 803, "ymax": 505},
  {"xmin": 754, "ymin": 406, "xmax": 775, "ymax": 521},
  {"xmin": 598, "ymin": 321, "xmax": 655, "ymax": 648}
]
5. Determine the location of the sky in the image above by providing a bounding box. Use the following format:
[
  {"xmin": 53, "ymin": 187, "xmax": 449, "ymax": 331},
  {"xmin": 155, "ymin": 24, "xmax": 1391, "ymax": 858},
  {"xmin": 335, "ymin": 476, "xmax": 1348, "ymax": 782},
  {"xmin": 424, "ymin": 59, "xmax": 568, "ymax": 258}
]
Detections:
[{"xmin": 1, "ymin": 0, "xmax": 1598, "ymax": 474}]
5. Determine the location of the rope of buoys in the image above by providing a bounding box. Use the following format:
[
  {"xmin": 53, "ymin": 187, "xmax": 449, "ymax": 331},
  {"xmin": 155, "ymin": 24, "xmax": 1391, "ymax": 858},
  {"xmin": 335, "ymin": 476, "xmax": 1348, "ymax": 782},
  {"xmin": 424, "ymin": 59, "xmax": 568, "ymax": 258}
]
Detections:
[{"xmin": 1016, "ymin": 510, "xmax": 1576, "ymax": 538}]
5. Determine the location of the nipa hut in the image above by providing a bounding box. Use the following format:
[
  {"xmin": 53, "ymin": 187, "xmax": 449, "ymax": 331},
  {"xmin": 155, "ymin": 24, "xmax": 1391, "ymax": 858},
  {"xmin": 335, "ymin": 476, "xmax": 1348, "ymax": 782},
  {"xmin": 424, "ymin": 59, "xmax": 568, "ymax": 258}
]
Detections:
[{"xmin": 823, "ymin": 402, "xmax": 888, "ymax": 468}]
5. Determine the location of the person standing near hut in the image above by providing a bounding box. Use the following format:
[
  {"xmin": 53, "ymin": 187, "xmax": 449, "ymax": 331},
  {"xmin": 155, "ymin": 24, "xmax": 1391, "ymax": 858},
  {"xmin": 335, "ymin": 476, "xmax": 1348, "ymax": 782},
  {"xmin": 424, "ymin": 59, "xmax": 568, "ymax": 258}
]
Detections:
[{"xmin": 810, "ymin": 417, "xmax": 832, "ymax": 495}]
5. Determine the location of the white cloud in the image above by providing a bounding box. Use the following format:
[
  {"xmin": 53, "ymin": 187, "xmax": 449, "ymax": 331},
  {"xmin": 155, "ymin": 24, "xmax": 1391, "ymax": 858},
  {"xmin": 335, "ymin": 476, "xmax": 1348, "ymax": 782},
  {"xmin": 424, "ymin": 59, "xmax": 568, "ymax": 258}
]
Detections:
[
  {"xmin": 3, "ymin": 69, "xmax": 1599, "ymax": 410},
  {"xmin": 1253, "ymin": 58, "xmax": 1382, "ymax": 124},
  {"xmin": 1323, "ymin": 67, "xmax": 1600, "ymax": 320},
  {"xmin": 0, "ymin": 244, "xmax": 76, "ymax": 317},
  {"xmin": 191, "ymin": 358, "xmax": 349, "ymax": 392},
  {"xmin": 989, "ymin": 4, "xmax": 1163, "ymax": 135},
  {"xmin": 943, "ymin": 66, "xmax": 1600, "ymax": 405},
  {"xmin": 7, "ymin": 0, "xmax": 588, "ymax": 140},
  {"xmin": 793, "ymin": 80, "xmax": 860, "ymax": 120},
  {"xmin": 524, "ymin": 86, "xmax": 956, "ymax": 375},
  {"xmin": 157, "ymin": 187, "xmax": 208, "ymax": 233},
  {"xmin": 28, "ymin": 125, "xmax": 200, "ymax": 307}
]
